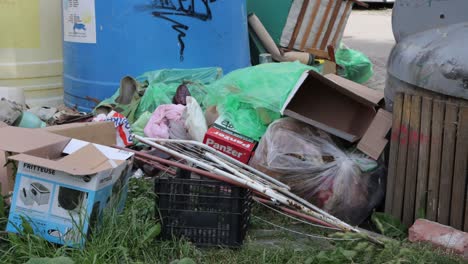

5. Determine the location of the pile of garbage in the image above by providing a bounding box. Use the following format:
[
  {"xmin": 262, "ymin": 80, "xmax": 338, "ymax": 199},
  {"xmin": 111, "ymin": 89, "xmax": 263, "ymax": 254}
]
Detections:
[
  {"xmin": 3, "ymin": 1, "xmax": 468, "ymax": 261},
  {"xmin": 0, "ymin": 0, "xmax": 396, "ymax": 250},
  {"xmin": 0, "ymin": 55, "xmax": 389, "ymax": 246}
]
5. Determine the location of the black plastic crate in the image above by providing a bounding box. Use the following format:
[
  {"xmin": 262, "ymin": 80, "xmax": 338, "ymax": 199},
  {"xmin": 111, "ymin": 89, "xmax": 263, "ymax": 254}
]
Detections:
[{"xmin": 154, "ymin": 174, "xmax": 252, "ymax": 248}]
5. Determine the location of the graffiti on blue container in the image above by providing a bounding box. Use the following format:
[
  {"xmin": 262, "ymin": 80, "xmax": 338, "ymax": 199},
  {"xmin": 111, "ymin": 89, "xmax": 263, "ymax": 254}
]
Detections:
[
  {"xmin": 73, "ymin": 23, "xmax": 87, "ymax": 33},
  {"xmin": 149, "ymin": 0, "xmax": 218, "ymax": 61}
]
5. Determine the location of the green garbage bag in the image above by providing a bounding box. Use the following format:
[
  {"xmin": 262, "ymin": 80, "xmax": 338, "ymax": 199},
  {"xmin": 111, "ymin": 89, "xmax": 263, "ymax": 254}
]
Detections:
[
  {"xmin": 95, "ymin": 68, "xmax": 222, "ymax": 123},
  {"xmin": 336, "ymin": 47, "xmax": 374, "ymax": 84},
  {"xmin": 205, "ymin": 62, "xmax": 318, "ymax": 140},
  {"xmin": 132, "ymin": 111, "xmax": 152, "ymax": 138},
  {"xmin": 135, "ymin": 67, "xmax": 223, "ymax": 119},
  {"xmin": 95, "ymin": 76, "xmax": 147, "ymax": 123}
]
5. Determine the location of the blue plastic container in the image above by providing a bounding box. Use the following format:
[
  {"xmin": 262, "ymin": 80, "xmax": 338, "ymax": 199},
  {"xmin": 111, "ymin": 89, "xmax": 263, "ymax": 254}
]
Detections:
[{"xmin": 63, "ymin": 0, "xmax": 250, "ymax": 111}]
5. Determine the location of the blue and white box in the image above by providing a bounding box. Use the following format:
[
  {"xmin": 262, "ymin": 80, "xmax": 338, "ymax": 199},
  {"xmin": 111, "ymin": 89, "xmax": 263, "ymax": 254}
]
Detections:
[{"xmin": 2, "ymin": 129, "xmax": 134, "ymax": 247}]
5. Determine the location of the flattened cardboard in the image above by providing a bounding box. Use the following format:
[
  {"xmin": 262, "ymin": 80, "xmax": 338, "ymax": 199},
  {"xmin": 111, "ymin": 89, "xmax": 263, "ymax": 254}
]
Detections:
[
  {"xmin": 282, "ymin": 70, "xmax": 392, "ymax": 159},
  {"xmin": 44, "ymin": 122, "xmax": 116, "ymax": 146},
  {"xmin": 0, "ymin": 150, "xmax": 11, "ymax": 195},
  {"xmin": 0, "ymin": 126, "xmax": 70, "ymax": 153},
  {"xmin": 0, "ymin": 122, "xmax": 10, "ymax": 195}
]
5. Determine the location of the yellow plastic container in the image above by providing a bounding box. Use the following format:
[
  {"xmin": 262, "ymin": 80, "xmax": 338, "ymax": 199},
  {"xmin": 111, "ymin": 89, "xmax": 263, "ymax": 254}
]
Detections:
[{"xmin": 0, "ymin": 0, "xmax": 63, "ymax": 107}]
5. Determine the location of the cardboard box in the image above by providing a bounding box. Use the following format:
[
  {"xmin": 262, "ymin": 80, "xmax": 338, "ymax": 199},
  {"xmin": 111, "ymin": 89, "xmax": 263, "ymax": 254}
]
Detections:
[
  {"xmin": 0, "ymin": 122, "xmax": 11, "ymax": 195},
  {"xmin": 0, "ymin": 126, "xmax": 133, "ymax": 247},
  {"xmin": 0, "ymin": 124, "xmax": 72, "ymax": 196},
  {"xmin": 204, "ymin": 116, "xmax": 257, "ymax": 163},
  {"xmin": 282, "ymin": 71, "xmax": 392, "ymax": 159},
  {"xmin": 213, "ymin": 116, "xmax": 258, "ymax": 144},
  {"xmin": 0, "ymin": 122, "xmax": 117, "ymax": 196},
  {"xmin": 204, "ymin": 127, "xmax": 256, "ymax": 164}
]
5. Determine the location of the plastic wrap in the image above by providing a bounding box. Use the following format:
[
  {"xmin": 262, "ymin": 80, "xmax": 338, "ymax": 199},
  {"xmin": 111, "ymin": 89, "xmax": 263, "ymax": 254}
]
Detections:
[
  {"xmin": 205, "ymin": 62, "xmax": 317, "ymax": 140},
  {"xmin": 184, "ymin": 97, "xmax": 207, "ymax": 142},
  {"xmin": 136, "ymin": 68, "xmax": 222, "ymax": 119},
  {"xmin": 336, "ymin": 46, "xmax": 374, "ymax": 84},
  {"xmin": 250, "ymin": 118, "xmax": 385, "ymax": 225},
  {"xmin": 95, "ymin": 68, "xmax": 222, "ymax": 122}
]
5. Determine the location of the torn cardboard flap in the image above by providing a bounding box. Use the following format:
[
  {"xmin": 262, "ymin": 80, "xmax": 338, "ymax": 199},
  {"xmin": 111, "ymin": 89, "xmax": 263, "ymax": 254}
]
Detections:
[
  {"xmin": 324, "ymin": 73, "xmax": 384, "ymax": 107},
  {"xmin": 0, "ymin": 126, "xmax": 132, "ymax": 176},
  {"xmin": 43, "ymin": 122, "xmax": 116, "ymax": 146},
  {"xmin": 9, "ymin": 143, "xmax": 125, "ymax": 176},
  {"xmin": 63, "ymin": 139, "xmax": 134, "ymax": 161},
  {"xmin": 282, "ymin": 70, "xmax": 392, "ymax": 159},
  {"xmin": 0, "ymin": 126, "xmax": 71, "ymax": 153}
]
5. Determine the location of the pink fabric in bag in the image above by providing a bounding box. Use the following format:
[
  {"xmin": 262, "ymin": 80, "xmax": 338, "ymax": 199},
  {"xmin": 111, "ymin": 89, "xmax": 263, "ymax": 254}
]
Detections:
[{"xmin": 144, "ymin": 104, "xmax": 186, "ymax": 139}]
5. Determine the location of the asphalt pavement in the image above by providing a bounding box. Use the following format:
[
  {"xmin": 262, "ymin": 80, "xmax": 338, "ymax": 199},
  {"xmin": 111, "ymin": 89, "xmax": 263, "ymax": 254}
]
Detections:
[{"xmin": 343, "ymin": 8, "xmax": 395, "ymax": 91}]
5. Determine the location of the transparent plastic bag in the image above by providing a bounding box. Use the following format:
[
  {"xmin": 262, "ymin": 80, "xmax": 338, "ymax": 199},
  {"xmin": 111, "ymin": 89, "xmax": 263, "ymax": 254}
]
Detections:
[
  {"xmin": 204, "ymin": 62, "xmax": 317, "ymax": 140},
  {"xmin": 336, "ymin": 44, "xmax": 374, "ymax": 84},
  {"xmin": 184, "ymin": 97, "xmax": 207, "ymax": 142},
  {"xmin": 250, "ymin": 118, "xmax": 385, "ymax": 225}
]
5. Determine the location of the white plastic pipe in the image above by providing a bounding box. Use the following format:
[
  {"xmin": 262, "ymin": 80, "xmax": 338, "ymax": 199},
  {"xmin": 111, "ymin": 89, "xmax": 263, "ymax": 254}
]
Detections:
[{"xmin": 135, "ymin": 135, "xmax": 359, "ymax": 233}]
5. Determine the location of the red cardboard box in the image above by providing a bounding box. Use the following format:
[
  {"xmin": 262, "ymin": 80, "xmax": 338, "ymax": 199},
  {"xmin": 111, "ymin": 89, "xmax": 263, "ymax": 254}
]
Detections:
[{"xmin": 204, "ymin": 127, "xmax": 256, "ymax": 164}]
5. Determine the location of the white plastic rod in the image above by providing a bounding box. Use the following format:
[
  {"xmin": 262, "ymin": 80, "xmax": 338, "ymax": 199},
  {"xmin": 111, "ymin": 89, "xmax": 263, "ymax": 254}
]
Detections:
[
  {"xmin": 136, "ymin": 135, "xmax": 359, "ymax": 233},
  {"xmin": 146, "ymin": 138, "xmax": 341, "ymax": 223},
  {"xmin": 147, "ymin": 138, "xmax": 291, "ymax": 190}
]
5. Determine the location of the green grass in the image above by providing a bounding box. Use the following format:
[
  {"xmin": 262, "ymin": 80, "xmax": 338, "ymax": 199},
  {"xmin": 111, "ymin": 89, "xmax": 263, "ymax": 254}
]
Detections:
[{"xmin": 0, "ymin": 178, "xmax": 465, "ymax": 264}]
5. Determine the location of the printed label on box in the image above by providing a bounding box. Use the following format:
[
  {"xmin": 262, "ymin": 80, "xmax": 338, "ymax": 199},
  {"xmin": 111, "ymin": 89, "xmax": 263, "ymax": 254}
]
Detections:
[
  {"xmin": 213, "ymin": 116, "xmax": 256, "ymax": 143},
  {"xmin": 204, "ymin": 127, "xmax": 256, "ymax": 164},
  {"xmin": 7, "ymin": 161, "xmax": 132, "ymax": 247},
  {"xmin": 63, "ymin": 0, "xmax": 96, "ymax": 43}
]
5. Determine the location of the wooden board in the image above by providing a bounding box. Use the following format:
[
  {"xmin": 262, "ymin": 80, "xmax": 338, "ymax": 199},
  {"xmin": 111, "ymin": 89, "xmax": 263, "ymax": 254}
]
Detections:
[
  {"xmin": 385, "ymin": 94, "xmax": 404, "ymax": 214},
  {"xmin": 319, "ymin": 0, "xmax": 343, "ymax": 50},
  {"xmin": 402, "ymin": 96, "xmax": 422, "ymax": 226},
  {"xmin": 392, "ymin": 94, "xmax": 412, "ymax": 219},
  {"xmin": 299, "ymin": 0, "xmax": 322, "ymax": 50},
  {"xmin": 465, "ymin": 184, "xmax": 468, "ymax": 232},
  {"xmin": 288, "ymin": 0, "xmax": 310, "ymax": 50},
  {"xmin": 414, "ymin": 97, "xmax": 433, "ymax": 220},
  {"xmin": 426, "ymin": 100, "xmax": 445, "ymax": 221},
  {"xmin": 450, "ymin": 106, "xmax": 468, "ymax": 229},
  {"xmin": 283, "ymin": 0, "xmax": 354, "ymax": 58},
  {"xmin": 312, "ymin": 0, "xmax": 334, "ymax": 49},
  {"xmin": 437, "ymin": 103, "xmax": 459, "ymax": 225},
  {"xmin": 305, "ymin": 48, "xmax": 330, "ymax": 59},
  {"xmin": 387, "ymin": 93, "xmax": 468, "ymax": 230},
  {"xmin": 331, "ymin": 0, "xmax": 353, "ymax": 47}
]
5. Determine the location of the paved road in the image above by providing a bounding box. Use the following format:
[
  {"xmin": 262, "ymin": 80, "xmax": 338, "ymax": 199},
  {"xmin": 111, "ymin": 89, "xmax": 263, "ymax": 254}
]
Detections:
[{"xmin": 343, "ymin": 8, "xmax": 395, "ymax": 91}]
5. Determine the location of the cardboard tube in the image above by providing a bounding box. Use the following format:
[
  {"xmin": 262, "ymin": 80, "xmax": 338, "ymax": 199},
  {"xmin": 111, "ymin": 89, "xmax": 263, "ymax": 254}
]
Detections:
[
  {"xmin": 248, "ymin": 14, "xmax": 313, "ymax": 65},
  {"xmin": 248, "ymin": 14, "xmax": 282, "ymax": 61}
]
